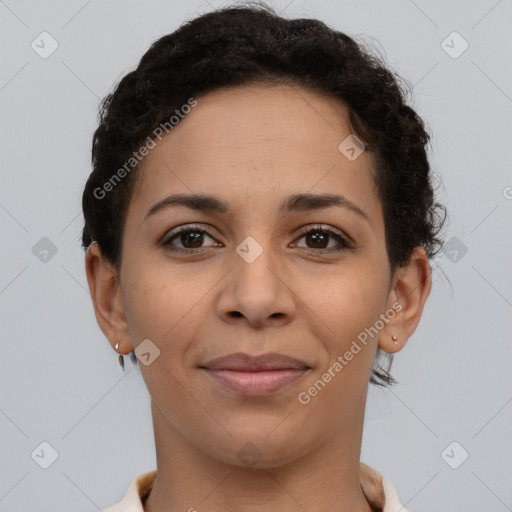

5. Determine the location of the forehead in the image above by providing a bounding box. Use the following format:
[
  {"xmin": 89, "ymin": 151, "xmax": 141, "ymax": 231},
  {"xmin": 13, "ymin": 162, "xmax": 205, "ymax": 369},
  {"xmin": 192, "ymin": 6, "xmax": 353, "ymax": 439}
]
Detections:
[{"xmin": 128, "ymin": 84, "xmax": 382, "ymax": 226}]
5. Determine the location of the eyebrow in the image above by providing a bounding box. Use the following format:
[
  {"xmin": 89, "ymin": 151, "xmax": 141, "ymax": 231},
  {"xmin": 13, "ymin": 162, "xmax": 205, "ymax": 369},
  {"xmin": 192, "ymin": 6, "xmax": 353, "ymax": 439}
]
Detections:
[{"xmin": 144, "ymin": 192, "xmax": 369, "ymax": 223}]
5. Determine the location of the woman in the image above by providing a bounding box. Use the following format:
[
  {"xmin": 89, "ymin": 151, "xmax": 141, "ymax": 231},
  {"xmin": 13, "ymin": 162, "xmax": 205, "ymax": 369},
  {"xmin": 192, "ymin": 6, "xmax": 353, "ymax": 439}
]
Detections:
[{"xmin": 82, "ymin": 3, "xmax": 446, "ymax": 511}]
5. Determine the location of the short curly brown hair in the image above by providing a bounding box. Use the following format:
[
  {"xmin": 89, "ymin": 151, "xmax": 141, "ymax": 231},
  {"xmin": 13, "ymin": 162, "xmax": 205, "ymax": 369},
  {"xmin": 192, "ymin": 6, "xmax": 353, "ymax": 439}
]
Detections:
[{"xmin": 81, "ymin": 1, "xmax": 447, "ymax": 386}]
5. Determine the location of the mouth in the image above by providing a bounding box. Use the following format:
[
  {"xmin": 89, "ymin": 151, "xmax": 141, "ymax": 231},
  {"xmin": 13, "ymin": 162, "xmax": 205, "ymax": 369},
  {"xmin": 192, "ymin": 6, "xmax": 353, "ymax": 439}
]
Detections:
[{"xmin": 199, "ymin": 352, "xmax": 311, "ymax": 396}]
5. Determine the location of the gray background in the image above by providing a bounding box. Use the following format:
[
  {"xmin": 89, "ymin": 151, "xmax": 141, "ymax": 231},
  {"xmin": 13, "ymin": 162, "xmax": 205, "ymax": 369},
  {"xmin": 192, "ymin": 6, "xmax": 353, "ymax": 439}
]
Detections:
[{"xmin": 1, "ymin": 0, "xmax": 511, "ymax": 511}]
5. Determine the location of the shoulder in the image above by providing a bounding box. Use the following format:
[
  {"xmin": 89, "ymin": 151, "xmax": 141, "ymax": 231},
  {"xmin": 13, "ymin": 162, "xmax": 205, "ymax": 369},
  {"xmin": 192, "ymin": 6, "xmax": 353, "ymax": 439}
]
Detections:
[
  {"xmin": 102, "ymin": 470, "xmax": 156, "ymax": 512},
  {"xmin": 360, "ymin": 462, "xmax": 408, "ymax": 512}
]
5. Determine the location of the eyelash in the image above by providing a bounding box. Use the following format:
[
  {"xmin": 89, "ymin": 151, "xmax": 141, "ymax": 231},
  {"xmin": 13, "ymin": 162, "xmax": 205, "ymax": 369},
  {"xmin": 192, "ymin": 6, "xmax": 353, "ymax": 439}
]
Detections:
[{"xmin": 161, "ymin": 223, "xmax": 353, "ymax": 255}]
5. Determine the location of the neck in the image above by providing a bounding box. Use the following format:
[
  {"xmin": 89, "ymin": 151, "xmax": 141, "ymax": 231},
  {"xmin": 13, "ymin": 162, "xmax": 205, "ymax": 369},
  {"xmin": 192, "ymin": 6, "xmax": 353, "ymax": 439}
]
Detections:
[{"xmin": 144, "ymin": 399, "xmax": 374, "ymax": 512}]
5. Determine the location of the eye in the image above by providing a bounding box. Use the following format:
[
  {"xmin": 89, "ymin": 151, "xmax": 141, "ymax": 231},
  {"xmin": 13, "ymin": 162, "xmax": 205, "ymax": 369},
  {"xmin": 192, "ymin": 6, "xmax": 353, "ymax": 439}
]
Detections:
[
  {"xmin": 161, "ymin": 224, "xmax": 222, "ymax": 253},
  {"xmin": 291, "ymin": 225, "xmax": 353, "ymax": 253},
  {"xmin": 161, "ymin": 223, "xmax": 353, "ymax": 255}
]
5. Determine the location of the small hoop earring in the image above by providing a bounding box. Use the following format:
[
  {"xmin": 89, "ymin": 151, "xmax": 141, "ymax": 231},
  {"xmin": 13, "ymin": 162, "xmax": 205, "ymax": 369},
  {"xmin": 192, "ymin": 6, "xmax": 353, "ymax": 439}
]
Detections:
[
  {"xmin": 392, "ymin": 335, "xmax": 398, "ymax": 344},
  {"xmin": 114, "ymin": 342, "xmax": 124, "ymax": 370}
]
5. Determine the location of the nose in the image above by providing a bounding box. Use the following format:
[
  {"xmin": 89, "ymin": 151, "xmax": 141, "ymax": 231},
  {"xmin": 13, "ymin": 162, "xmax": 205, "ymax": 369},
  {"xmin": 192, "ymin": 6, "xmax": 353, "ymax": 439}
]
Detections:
[{"xmin": 215, "ymin": 240, "xmax": 296, "ymax": 329}]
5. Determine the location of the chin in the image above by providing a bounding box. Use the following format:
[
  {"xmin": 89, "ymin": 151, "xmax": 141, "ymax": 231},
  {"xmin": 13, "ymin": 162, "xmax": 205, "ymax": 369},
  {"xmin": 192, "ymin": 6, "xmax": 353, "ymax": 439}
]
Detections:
[{"xmin": 197, "ymin": 423, "xmax": 313, "ymax": 469}]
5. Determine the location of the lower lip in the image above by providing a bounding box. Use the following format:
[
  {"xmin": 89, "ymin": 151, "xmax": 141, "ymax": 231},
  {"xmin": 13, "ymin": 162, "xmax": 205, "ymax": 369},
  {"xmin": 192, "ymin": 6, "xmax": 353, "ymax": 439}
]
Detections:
[{"xmin": 203, "ymin": 368, "xmax": 309, "ymax": 396}]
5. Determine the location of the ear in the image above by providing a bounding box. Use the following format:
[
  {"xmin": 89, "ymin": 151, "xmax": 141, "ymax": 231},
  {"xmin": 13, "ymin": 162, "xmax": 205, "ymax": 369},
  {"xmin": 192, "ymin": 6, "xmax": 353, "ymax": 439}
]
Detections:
[
  {"xmin": 378, "ymin": 246, "xmax": 432, "ymax": 353},
  {"xmin": 84, "ymin": 242, "xmax": 133, "ymax": 355}
]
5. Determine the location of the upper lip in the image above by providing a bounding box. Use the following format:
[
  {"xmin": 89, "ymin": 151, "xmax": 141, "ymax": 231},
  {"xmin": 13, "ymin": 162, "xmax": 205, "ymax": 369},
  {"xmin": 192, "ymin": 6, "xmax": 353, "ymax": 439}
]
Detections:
[{"xmin": 200, "ymin": 352, "xmax": 310, "ymax": 371}]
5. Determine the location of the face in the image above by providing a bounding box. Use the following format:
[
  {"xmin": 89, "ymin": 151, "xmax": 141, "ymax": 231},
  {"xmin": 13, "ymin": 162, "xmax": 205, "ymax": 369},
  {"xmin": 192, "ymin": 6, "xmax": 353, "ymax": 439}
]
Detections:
[{"xmin": 89, "ymin": 84, "xmax": 428, "ymax": 468}]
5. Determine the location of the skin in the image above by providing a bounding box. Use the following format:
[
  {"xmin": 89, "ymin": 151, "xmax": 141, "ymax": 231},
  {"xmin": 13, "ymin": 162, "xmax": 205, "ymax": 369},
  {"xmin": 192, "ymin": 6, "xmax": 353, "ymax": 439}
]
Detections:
[{"xmin": 85, "ymin": 84, "xmax": 431, "ymax": 512}]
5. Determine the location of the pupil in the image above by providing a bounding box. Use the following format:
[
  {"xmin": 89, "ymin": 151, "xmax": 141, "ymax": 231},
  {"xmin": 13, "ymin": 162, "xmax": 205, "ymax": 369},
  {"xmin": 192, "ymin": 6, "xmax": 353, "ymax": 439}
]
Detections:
[
  {"xmin": 309, "ymin": 231, "xmax": 327, "ymax": 248},
  {"xmin": 183, "ymin": 232, "xmax": 202, "ymax": 248}
]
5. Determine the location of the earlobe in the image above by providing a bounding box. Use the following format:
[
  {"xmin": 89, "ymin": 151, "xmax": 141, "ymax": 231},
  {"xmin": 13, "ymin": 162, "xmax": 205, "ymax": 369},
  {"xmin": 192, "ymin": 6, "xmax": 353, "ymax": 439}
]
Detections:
[
  {"xmin": 379, "ymin": 332, "xmax": 404, "ymax": 354},
  {"xmin": 85, "ymin": 242, "xmax": 132, "ymax": 354},
  {"xmin": 378, "ymin": 246, "xmax": 432, "ymax": 354}
]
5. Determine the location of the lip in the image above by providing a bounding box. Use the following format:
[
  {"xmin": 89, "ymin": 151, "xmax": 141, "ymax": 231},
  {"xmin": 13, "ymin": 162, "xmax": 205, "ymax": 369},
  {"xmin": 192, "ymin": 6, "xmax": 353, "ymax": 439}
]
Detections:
[
  {"xmin": 199, "ymin": 352, "xmax": 311, "ymax": 396},
  {"xmin": 201, "ymin": 352, "xmax": 310, "ymax": 371}
]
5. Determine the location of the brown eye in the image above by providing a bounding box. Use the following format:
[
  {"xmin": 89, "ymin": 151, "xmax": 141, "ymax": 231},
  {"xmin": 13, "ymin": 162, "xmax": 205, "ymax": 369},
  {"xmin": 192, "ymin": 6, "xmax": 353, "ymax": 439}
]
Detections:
[
  {"xmin": 292, "ymin": 225, "xmax": 352, "ymax": 253},
  {"xmin": 174, "ymin": 230, "xmax": 205, "ymax": 249},
  {"xmin": 162, "ymin": 225, "xmax": 221, "ymax": 252}
]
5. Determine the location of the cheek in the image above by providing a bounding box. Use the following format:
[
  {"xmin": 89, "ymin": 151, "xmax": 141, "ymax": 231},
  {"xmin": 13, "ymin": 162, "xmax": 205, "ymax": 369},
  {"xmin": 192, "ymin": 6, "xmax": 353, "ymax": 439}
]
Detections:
[
  {"xmin": 313, "ymin": 266, "xmax": 385, "ymax": 341},
  {"xmin": 121, "ymin": 263, "xmax": 195, "ymax": 349},
  {"xmin": 121, "ymin": 266, "xmax": 202, "ymax": 410},
  {"xmin": 298, "ymin": 274, "xmax": 383, "ymax": 414}
]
